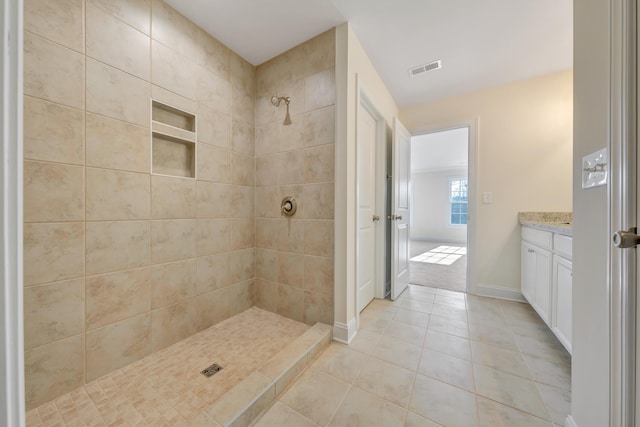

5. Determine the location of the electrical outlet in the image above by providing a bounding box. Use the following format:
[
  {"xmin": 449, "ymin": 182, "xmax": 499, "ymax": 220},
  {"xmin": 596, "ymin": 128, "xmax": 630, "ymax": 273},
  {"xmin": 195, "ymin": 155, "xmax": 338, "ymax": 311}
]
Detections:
[{"xmin": 483, "ymin": 192, "xmax": 493, "ymax": 204}]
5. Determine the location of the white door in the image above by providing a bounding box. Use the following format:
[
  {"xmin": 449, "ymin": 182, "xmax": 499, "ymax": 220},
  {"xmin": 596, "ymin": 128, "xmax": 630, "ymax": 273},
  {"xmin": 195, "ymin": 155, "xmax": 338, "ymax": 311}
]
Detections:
[
  {"xmin": 356, "ymin": 103, "xmax": 377, "ymax": 311},
  {"xmin": 391, "ymin": 118, "xmax": 411, "ymax": 300}
]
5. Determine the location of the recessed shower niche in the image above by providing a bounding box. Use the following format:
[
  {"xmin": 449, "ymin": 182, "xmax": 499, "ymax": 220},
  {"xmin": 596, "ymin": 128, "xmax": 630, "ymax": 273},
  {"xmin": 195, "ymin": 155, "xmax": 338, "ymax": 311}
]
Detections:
[{"xmin": 151, "ymin": 100, "xmax": 197, "ymax": 178}]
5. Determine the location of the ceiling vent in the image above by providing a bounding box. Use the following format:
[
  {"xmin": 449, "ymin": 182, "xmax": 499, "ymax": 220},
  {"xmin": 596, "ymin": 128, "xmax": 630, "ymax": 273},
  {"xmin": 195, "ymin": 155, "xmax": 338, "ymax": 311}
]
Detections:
[{"xmin": 409, "ymin": 60, "xmax": 442, "ymax": 78}]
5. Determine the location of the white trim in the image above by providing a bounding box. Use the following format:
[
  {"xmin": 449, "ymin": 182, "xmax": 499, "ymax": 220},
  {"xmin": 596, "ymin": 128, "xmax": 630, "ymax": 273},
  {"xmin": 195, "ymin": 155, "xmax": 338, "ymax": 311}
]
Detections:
[
  {"xmin": 475, "ymin": 284, "xmax": 526, "ymax": 302},
  {"xmin": 565, "ymin": 415, "xmax": 578, "ymax": 427},
  {"xmin": 1, "ymin": 0, "xmax": 25, "ymax": 424},
  {"xmin": 332, "ymin": 319, "xmax": 358, "ymax": 344},
  {"xmin": 411, "ymin": 237, "xmax": 467, "ymax": 245}
]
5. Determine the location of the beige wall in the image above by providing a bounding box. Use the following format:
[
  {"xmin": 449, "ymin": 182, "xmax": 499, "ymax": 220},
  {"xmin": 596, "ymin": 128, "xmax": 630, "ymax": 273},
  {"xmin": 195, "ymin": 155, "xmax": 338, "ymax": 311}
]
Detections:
[
  {"xmin": 401, "ymin": 70, "xmax": 573, "ymax": 291},
  {"xmin": 253, "ymin": 30, "xmax": 336, "ymax": 326},
  {"xmin": 23, "ymin": 0, "xmax": 255, "ymax": 409},
  {"xmin": 412, "ymin": 168, "xmax": 468, "ymax": 243}
]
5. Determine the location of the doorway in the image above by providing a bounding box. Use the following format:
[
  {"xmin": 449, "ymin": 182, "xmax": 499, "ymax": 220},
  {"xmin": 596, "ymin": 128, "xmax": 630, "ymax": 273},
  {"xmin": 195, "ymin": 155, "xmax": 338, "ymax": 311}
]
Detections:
[{"xmin": 409, "ymin": 127, "xmax": 469, "ymax": 293}]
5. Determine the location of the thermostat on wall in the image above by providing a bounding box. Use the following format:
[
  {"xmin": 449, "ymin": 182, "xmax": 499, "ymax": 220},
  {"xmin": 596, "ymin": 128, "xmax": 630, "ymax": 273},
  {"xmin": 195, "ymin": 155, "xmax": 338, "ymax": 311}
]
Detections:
[{"xmin": 582, "ymin": 148, "xmax": 608, "ymax": 189}]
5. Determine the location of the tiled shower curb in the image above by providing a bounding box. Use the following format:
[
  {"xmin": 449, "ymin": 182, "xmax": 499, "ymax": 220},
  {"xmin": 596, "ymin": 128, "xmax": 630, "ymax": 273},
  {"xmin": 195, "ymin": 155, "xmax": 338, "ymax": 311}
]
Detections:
[{"xmin": 203, "ymin": 323, "xmax": 333, "ymax": 427}]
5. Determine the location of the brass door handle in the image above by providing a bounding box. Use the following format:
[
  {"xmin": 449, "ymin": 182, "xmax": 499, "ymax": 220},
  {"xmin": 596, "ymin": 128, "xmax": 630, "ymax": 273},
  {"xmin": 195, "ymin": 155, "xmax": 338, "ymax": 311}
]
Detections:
[{"xmin": 372, "ymin": 215, "xmax": 380, "ymax": 222}]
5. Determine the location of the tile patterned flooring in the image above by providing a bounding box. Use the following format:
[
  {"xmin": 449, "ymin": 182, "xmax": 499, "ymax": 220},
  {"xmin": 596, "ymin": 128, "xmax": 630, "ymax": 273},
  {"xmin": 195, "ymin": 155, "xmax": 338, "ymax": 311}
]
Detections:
[
  {"xmin": 255, "ymin": 285, "xmax": 571, "ymax": 427},
  {"xmin": 25, "ymin": 308, "xmax": 309, "ymax": 426}
]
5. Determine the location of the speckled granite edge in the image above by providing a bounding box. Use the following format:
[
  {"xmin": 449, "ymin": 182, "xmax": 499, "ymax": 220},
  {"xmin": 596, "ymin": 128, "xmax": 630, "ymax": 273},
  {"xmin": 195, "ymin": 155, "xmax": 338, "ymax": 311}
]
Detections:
[{"xmin": 518, "ymin": 212, "xmax": 572, "ymax": 223}]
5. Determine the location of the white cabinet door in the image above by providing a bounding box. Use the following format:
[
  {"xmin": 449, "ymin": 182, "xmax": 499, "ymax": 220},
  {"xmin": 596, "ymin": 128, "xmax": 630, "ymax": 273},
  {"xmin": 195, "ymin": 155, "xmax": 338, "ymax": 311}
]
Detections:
[
  {"xmin": 521, "ymin": 241, "xmax": 536, "ymax": 303},
  {"xmin": 533, "ymin": 247, "xmax": 552, "ymax": 324},
  {"xmin": 552, "ymin": 255, "xmax": 572, "ymax": 354}
]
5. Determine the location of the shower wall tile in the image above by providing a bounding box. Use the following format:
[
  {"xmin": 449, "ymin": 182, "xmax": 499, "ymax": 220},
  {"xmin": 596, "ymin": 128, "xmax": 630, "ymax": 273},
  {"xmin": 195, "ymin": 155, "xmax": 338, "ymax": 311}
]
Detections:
[
  {"xmin": 151, "ymin": 84, "xmax": 197, "ymax": 116},
  {"xmin": 85, "ymin": 267, "xmax": 151, "ymax": 330},
  {"xmin": 278, "ymin": 151, "xmax": 306, "ymax": 185},
  {"xmin": 305, "ymin": 69, "xmax": 336, "ymax": 111},
  {"xmin": 86, "ymin": 221, "xmax": 150, "ymax": 275},
  {"xmin": 197, "ymin": 218, "xmax": 230, "ymax": 256},
  {"xmin": 86, "ymin": 313, "xmax": 151, "ymax": 381},
  {"xmin": 151, "ymin": 298, "xmax": 199, "ymax": 352},
  {"xmin": 24, "ymin": 0, "xmax": 84, "ymax": 52},
  {"xmin": 24, "ymin": 96, "xmax": 84, "ymax": 165},
  {"xmin": 151, "ymin": 0, "xmax": 200, "ymax": 65},
  {"xmin": 151, "ymin": 41, "xmax": 199, "ymax": 101},
  {"xmin": 229, "ymin": 279, "xmax": 254, "ymax": 316},
  {"xmin": 256, "ymin": 156, "xmax": 280, "ymax": 188},
  {"xmin": 151, "ymin": 259, "xmax": 197, "ymax": 308},
  {"xmin": 230, "ymin": 218, "xmax": 255, "ymax": 250},
  {"xmin": 255, "ymin": 122, "xmax": 279, "ymax": 156},
  {"xmin": 278, "ymin": 252, "xmax": 304, "ymax": 288},
  {"xmin": 151, "ymin": 219, "xmax": 197, "ymax": 263},
  {"xmin": 197, "ymin": 28, "xmax": 231, "ymax": 80},
  {"xmin": 304, "ymin": 144, "xmax": 335, "ymax": 183},
  {"xmin": 24, "ymin": 334, "xmax": 84, "ymax": 409},
  {"xmin": 256, "ymin": 249, "xmax": 278, "ymax": 283},
  {"xmin": 303, "ymin": 183, "xmax": 335, "ymax": 219},
  {"xmin": 86, "ymin": 168, "xmax": 150, "ymax": 220},
  {"xmin": 304, "ymin": 255, "xmax": 333, "ymax": 296},
  {"xmin": 304, "ymin": 106, "xmax": 335, "ymax": 147},
  {"xmin": 86, "ymin": 4, "xmax": 151, "ymax": 80},
  {"xmin": 277, "ymin": 285, "xmax": 304, "ymax": 323},
  {"xmin": 253, "ymin": 279, "xmax": 278, "ymax": 313},
  {"xmin": 196, "ymin": 181, "xmax": 229, "ymax": 218},
  {"xmin": 196, "ymin": 68, "xmax": 231, "ymax": 115},
  {"xmin": 24, "ymin": 278, "xmax": 84, "ymax": 350},
  {"xmin": 304, "ymin": 291, "xmax": 333, "ymax": 325},
  {"xmin": 198, "ymin": 105, "xmax": 231, "ymax": 149},
  {"xmin": 255, "ymin": 218, "xmax": 279, "ymax": 250},
  {"xmin": 228, "ymin": 248, "xmax": 255, "ymax": 284},
  {"xmin": 304, "ymin": 220, "xmax": 334, "ymax": 258},
  {"xmin": 24, "ymin": 32, "xmax": 84, "ymax": 109},
  {"xmin": 196, "ymin": 253, "xmax": 229, "ymax": 294},
  {"xmin": 85, "ymin": 113, "xmax": 150, "ymax": 173},
  {"xmin": 24, "ymin": 222, "xmax": 84, "ymax": 286},
  {"xmin": 229, "ymin": 185, "xmax": 255, "ymax": 218},
  {"xmin": 255, "ymin": 187, "xmax": 281, "ymax": 218},
  {"xmin": 24, "ymin": 161, "xmax": 84, "ymax": 222},
  {"xmin": 87, "ymin": 0, "xmax": 151, "ymax": 35},
  {"xmin": 231, "ymin": 153, "xmax": 255, "ymax": 187},
  {"xmin": 277, "ymin": 219, "xmax": 305, "ymax": 254},
  {"xmin": 231, "ymin": 119, "xmax": 255, "ymax": 156},
  {"xmin": 86, "ymin": 59, "xmax": 150, "ymax": 126},
  {"xmin": 196, "ymin": 288, "xmax": 229, "ymax": 330},
  {"xmin": 197, "ymin": 143, "xmax": 230, "ymax": 183},
  {"xmin": 151, "ymin": 175, "xmax": 197, "ymax": 219}
]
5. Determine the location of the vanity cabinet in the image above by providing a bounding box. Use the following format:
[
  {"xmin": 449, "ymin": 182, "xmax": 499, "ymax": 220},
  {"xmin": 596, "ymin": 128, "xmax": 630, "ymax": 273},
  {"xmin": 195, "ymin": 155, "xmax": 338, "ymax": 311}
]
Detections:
[{"xmin": 521, "ymin": 226, "xmax": 572, "ymax": 354}]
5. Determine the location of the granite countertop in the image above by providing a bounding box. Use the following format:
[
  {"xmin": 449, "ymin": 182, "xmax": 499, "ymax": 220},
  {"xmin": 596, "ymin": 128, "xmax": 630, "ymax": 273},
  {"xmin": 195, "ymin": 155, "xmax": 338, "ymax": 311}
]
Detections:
[{"xmin": 518, "ymin": 212, "xmax": 573, "ymax": 236}]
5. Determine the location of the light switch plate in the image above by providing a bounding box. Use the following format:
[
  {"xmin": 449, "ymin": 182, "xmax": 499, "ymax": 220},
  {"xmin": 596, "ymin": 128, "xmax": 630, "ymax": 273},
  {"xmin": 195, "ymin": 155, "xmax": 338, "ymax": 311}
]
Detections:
[
  {"xmin": 582, "ymin": 148, "xmax": 608, "ymax": 189},
  {"xmin": 482, "ymin": 192, "xmax": 492, "ymax": 204}
]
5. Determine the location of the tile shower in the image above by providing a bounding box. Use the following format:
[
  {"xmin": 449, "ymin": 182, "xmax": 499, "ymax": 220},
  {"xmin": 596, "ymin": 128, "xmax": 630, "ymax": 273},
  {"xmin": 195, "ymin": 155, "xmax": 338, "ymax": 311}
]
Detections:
[{"xmin": 23, "ymin": 0, "xmax": 336, "ymax": 413}]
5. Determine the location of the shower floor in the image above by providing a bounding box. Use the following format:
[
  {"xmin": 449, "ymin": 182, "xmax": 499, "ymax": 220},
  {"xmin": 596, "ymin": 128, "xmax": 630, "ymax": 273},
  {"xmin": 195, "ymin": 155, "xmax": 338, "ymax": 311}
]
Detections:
[{"xmin": 25, "ymin": 307, "xmax": 310, "ymax": 426}]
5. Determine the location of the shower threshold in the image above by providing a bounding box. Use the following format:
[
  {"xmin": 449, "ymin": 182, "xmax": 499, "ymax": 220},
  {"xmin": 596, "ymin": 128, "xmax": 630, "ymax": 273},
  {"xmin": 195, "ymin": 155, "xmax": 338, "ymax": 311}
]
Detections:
[{"xmin": 26, "ymin": 307, "xmax": 332, "ymax": 426}]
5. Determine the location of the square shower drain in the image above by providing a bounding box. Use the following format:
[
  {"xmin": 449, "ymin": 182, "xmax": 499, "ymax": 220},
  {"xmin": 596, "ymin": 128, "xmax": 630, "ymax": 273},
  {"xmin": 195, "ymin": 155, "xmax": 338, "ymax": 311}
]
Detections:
[{"xmin": 201, "ymin": 363, "xmax": 223, "ymax": 378}]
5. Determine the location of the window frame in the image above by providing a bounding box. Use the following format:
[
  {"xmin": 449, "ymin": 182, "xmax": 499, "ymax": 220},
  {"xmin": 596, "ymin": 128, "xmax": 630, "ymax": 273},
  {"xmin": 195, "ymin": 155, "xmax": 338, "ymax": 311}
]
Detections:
[{"xmin": 448, "ymin": 176, "xmax": 468, "ymax": 226}]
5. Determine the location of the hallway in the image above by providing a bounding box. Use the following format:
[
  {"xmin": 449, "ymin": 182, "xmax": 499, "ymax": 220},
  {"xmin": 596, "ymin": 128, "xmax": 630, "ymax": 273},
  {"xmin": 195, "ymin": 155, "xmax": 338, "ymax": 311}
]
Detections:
[{"xmin": 256, "ymin": 285, "xmax": 570, "ymax": 426}]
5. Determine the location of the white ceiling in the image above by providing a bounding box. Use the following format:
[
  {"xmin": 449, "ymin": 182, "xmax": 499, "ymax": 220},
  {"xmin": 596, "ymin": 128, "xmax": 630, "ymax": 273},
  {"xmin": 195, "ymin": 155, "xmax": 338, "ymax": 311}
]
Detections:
[
  {"xmin": 166, "ymin": 0, "xmax": 573, "ymax": 108},
  {"xmin": 411, "ymin": 127, "xmax": 469, "ymax": 173}
]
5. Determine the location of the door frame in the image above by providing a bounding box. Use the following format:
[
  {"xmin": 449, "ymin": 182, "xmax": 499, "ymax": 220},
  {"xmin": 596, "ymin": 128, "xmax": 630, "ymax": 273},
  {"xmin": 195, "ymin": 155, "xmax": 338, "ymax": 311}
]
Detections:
[
  {"xmin": 1, "ymin": 0, "xmax": 25, "ymax": 424},
  {"xmin": 354, "ymin": 75, "xmax": 387, "ymax": 325},
  {"xmin": 408, "ymin": 119, "xmax": 479, "ymax": 294}
]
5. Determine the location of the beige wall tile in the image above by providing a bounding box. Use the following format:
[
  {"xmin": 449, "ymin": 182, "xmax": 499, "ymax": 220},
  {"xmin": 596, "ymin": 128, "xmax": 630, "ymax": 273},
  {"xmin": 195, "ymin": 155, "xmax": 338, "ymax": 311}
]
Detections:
[
  {"xmin": 232, "ymin": 89, "xmax": 255, "ymax": 129},
  {"xmin": 196, "ymin": 181, "xmax": 228, "ymax": 218},
  {"xmin": 86, "ymin": 168, "xmax": 150, "ymax": 220},
  {"xmin": 24, "ymin": 222, "xmax": 84, "ymax": 286},
  {"xmin": 304, "ymin": 220, "xmax": 334, "ymax": 257},
  {"xmin": 277, "ymin": 285, "xmax": 304, "ymax": 323},
  {"xmin": 303, "ymin": 183, "xmax": 334, "ymax": 219},
  {"xmin": 24, "ymin": 278, "xmax": 84, "ymax": 350},
  {"xmin": 253, "ymin": 279, "xmax": 278, "ymax": 313},
  {"xmin": 255, "ymin": 123, "xmax": 279, "ymax": 156},
  {"xmin": 86, "ymin": 4, "xmax": 150, "ymax": 80},
  {"xmin": 24, "ymin": 161, "xmax": 84, "ymax": 222},
  {"xmin": 231, "ymin": 53, "xmax": 255, "ymax": 99},
  {"xmin": 151, "ymin": 298, "xmax": 198, "ymax": 351},
  {"xmin": 305, "ymin": 68, "xmax": 335, "ymax": 111},
  {"xmin": 86, "ymin": 221, "xmax": 150, "ymax": 275},
  {"xmin": 88, "ymin": 0, "xmax": 151, "ymax": 34},
  {"xmin": 256, "ymin": 156, "xmax": 281, "ymax": 188},
  {"xmin": 231, "ymin": 119, "xmax": 254, "ymax": 156},
  {"xmin": 196, "ymin": 67, "xmax": 231, "ymax": 115},
  {"xmin": 279, "ymin": 151, "xmax": 305, "ymax": 185},
  {"xmin": 24, "ymin": 96, "xmax": 84, "ymax": 165},
  {"xmin": 278, "ymin": 79, "xmax": 305, "ymax": 117},
  {"xmin": 151, "ymin": 259, "xmax": 197, "ymax": 308},
  {"xmin": 231, "ymin": 153, "xmax": 255, "ymax": 186},
  {"xmin": 152, "ymin": 84, "xmax": 197, "ymax": 114},
  {"xmin": 304, "ymin": 255, "xmax": 333, "ymax": 296},
  {"xmin": 255, "ymin": 218, "xmax": 278, "ymax": 250},
  {"xmin": 229, "ymin": 185, "xmax": 255, "ymax": 218},
  {"xmin": 86, "ymin": 314, "xmax": 151, "ymax": 381},
  {"xmin": 304, "ymin": 291, "xmax": 333, "ymax": 326},
  {"xmin": 152, "ymin": 135, "xmax": 195, "ymax": 178},
  {"xmin": 24, "ymin": 32, "xmax": 84, "ymax": 109},
  {"xmin": 196, "ymin": 253, "xmax": 229, "ymax": 294},
  {"xmin": 197, "ymin": 219, "xmax": 230, "ymax": 256},
  {"xmin": 86, "ymin": 58, "xmax": 150, "ymax": 126},
  {"xmin": 24, "ymin": 0, "xmax": 83, "ymax": 52},
  {"xmin": 304, "ymin": 144, "xmax": 335, "ymax": 183},
  {"xmin": 255, "ymin": 187, "xmax": 281, "ymax": 218},
  {"xmin": 229, "ymin": 249, "xmax": 255, "ymax": 284},
  {"xmin": 279, "ymin": 119, "xmax": 305, "ymax": 152},
  {"xmin": 151, "ymin": 0, "xmax": 201, "ymax": 64},
  {"xmin": 197, "ymin": 144, "xmax": 230, "ymax": 183},
  {"xmin": 256, "ymin": 249, "xmax": 278, "ymax": 282},
  {"xmin": 278, "ymin": 252, "xmax": 304, "ymax": 288},
  {"xmin": 86, "ymin": 267, "xmax": 150, "ymax": 329},
  {"xmin": 278, "ymin": 219, "xmax": 305, "ymax": 254},
  {"xmin": 198, "ymin": 105, "xmax": 230, "ymax": 149},
  {"xmin": 151, "ymin": 40, "xmax": 198, "ymax": 101},
  {"xmin": 298, "ymin": 29, "xmax": 335, "ymax": 78},
  {"xmin": 25, "ymin": 335, "xmax": 84, "ymax": 409},
  {"xmin": 197, "ymin": 28, "xmax": 231, "ymax": 80},
  {"xmin": 86, "ymin": 113, "xmax": 150, "ymax": 173},
  {"xmin": 151, "ymin": 219, "xmax": 197, "ymax": 263},
  {"xmin": 151, "ymin": 175, "xmax": 196, "ymax": 219},
  {"xmin": 303, "ymin": 106, "xmax": 335, "ymax": 147},
  {"xmin": 230, "ymin": 218, "xmax": 255, "ymax": 250},
  {"xmin": 229, "ymin": 280, "xmax": 253, "ymax": 316},
  {"xmin": 196, "ymin": 288, "xmax": 230, "ymax": 330}
]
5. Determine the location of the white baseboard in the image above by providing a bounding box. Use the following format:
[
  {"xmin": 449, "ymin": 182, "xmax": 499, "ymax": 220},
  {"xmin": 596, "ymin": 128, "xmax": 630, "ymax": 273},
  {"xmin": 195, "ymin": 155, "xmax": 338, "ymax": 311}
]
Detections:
[
  {"xmin": 333, "ymin": 318, "xmax": 357, "ymax": 344},
  {"xmin": 475, "ymin": 283, "xmax": 526, "ymax": 302},
  {"xmin": 565, "ymin": 415, "xmax": 577, "ymax": 427}
]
